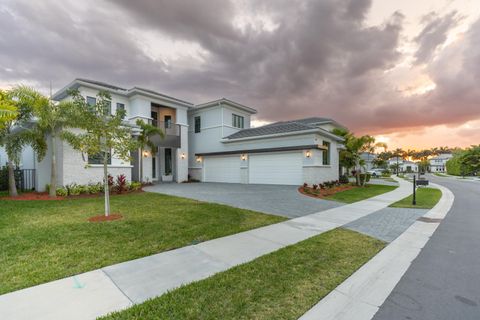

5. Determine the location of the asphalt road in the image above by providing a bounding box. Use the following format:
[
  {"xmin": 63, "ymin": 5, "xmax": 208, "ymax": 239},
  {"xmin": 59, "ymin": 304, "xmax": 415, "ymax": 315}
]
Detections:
[{"xmin": 374, "ymin": 175, "xmax": 480, "ymax": 320}]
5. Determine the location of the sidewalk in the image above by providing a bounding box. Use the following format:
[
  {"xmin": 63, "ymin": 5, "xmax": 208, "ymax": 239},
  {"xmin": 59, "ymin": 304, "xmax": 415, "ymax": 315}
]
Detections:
[
  {"xmin": 0, "ymin": 177, "xmax": 412, "ymax": 320},
  {"xmin": 299, "ymin": 182, "xmax": 454, "ymax": 320}
]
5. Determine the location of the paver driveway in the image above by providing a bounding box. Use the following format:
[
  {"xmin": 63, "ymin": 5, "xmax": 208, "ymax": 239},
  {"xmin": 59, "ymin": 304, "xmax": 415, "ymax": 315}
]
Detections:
[{"xmin": 145, "ymin": 183, "xmax": 342, "ymax": 218}]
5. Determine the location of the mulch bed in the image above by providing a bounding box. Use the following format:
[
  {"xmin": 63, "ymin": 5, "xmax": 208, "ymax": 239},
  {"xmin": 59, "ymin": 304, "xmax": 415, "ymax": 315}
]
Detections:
[
  {"xmin": 88, "ymin": 213, "xmax": 123, "ymax": 222},
  {"xmin": 298, "ymin": 184, "xmax": 356, "ymax": 199},
  {"xmin": 0, "ymin": 192, "xmax": 64, "ymax": 201}
]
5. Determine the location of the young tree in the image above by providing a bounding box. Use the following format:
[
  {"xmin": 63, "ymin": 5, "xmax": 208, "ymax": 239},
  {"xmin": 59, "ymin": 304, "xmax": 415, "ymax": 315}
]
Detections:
[
  {"xmin": 9, "ymin": 86, "xmax": 73, "ymax": 197},
  {"xmin": 136, "ymin": 119, "xmax": 164, "ymax": 183},
  {"xmin": 0, "ymin": 88, "xmax": 46, "ymax": 197},
  {"xmin": 63, "ymin": 90, "xmax": 137, "ymax": 216}
]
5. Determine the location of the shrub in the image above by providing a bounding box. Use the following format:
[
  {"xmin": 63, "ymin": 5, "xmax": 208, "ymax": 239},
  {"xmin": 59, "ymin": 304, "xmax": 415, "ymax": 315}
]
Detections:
[
  {"xmin": 366, "ymin": 173, "xmax": 371, "ymax": 182},
  {"xmin": 381, "ymin": 170, "xmax": 391, "ymax": 177},
  {"xmin": 107, "ymin": 174, "xmax": 114, "ymax": 191},
  {"xmin": 312, "ymin": 184, "xmax": 318, "ymax": 190},
  {"xmin": 116, "ymin": 174, "xmax": 128, "ymax": 194},
  {"xmin": 67, "ymin": 184, "xmax": 82, "ymax": 196},
  {"xmin": 303, "ymin": 183, "xmax": 308, "ymax": 188},
  {"xmin": 56, "ymin": 187, "xmax": 68, "ymax": 197},
  {"xmin": 129, "ymin": 181, "xmax": 142, "ymax": 191},
  {"xmin": 359, "ymin": 173, "xmax": 366, "ymax": 185},
  {"xmin": 88, "ymin": 183, "xmax": 103, "ymax": 194},
  {"xmin": 339, "ymin": 175, "xmax": 349, "ymax": 184},
  {"xmin": 45, "ymin": 184, "xmax": 51, "ymax": 194}
]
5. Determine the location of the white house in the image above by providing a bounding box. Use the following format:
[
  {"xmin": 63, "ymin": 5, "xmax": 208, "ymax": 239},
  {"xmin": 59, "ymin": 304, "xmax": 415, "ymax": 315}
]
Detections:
[
  {"xmin": 429, "ymin": 153, "xmax": 453, "ymax": 172},
  {"xmin": 388, "ymin": 157, "xmax": 418, "ymax": 173},
  {"xmin": 8, "ymin": 79, "xmax": 346, "ymax": 190},
  {"xmin": 360, "ymin": 152, "xmax": 377, "ymax": 171}
]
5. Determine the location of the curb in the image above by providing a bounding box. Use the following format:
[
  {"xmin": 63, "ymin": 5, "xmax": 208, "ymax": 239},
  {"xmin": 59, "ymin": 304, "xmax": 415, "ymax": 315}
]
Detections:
[{"xmin": 299, "ymin": 181, "xmax": 454, "ymax": 320}]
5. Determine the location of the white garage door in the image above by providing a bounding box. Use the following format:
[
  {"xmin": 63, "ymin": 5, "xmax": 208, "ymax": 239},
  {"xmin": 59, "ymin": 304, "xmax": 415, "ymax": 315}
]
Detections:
[
  {"xmin": 204, "ymin": 155, "xmax": 241, "ymax": 183},
  {"xmin": 249, "ymin": 152, "xmax": 303, "ymax": 185}
]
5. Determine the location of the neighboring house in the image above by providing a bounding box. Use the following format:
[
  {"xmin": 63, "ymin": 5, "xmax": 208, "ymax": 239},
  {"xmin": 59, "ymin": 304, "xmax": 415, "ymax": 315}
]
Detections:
[
  {"xmin": 13, "ymin": 79, "xmax": 346, "ymax": 190},
  {"xmin": 429, "ymin": 153, "xmax": 453, "ymax": 172},
  {"xmin": 388, "ymin": 157, "xmax": 418, "ymax": 173},
  {"xmin": 360, "ymin": 152, "xmax": 377, "ymax": 171}
]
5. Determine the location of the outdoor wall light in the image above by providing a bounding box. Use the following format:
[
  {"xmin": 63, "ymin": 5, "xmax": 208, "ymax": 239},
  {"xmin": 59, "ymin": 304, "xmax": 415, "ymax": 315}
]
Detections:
[
  {"xmin": 143, "ymin": 150, "xmax": 149, "ymax": 157},
  {"xmin": 305, "ymin": 150, "xmax": 311, "ymax": 158},
  {"xmin": 241, "ymin": 154, "xmax": 247, "ymax": 161},
  {"xmin": 181, "ymin": 152, "xmax": 186, "ymax": 159},
  {"xmin": 196, "ymin": 156, "xmax": 202, "ymax": 163}
]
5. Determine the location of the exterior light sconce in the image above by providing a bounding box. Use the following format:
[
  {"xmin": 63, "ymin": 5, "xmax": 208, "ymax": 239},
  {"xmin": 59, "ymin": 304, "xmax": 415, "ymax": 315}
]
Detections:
[
  {"xmin": 181, "ymin": 152, "xmax": 186, "ymax": 160},
  {"xmin": 143, "ymin": 150, "xmax": 149, "ymax": 158},
  {"xmin": 305, "ymin": 150, "xmax": 311, "ymax": 158},
  {"xmin": 241, "ymin": 154, "xmax": 247, "ymax": 161},
  {"xmin": 196, "ymin": 156, "xmax": 202, "ymax": 163}
]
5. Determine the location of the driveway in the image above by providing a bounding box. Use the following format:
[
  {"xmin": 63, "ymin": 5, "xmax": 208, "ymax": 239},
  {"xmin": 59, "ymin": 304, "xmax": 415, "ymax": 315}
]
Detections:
[{"xmin": 144, "ymin": 183, "xmax": 342, "ymax": 218}]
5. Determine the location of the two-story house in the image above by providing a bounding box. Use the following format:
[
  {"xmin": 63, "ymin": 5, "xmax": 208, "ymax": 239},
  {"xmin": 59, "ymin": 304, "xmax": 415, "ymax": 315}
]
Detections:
[
  {"xmin": 429, "ymin": 153, "xmax": 453, "ymax": 172},
  {"xmin": 8, "ymin": 79, "xmax": 346, "ymax": 190}
]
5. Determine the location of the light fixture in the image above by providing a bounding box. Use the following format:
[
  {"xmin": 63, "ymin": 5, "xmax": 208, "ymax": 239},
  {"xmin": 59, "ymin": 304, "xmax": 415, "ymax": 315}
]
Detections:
[
  {"xmin": 143, "ymin": 150, "xmax": 149, "ymax": 157},
  {"xmin": 181, "ymin": 152, "xmax": 186, "ymax": 160},
  {"xmin": 305, "ymin": 150, "xmax": 311, "ymax": 158},
  {"xmin": 196, "ymin": 156, "xmax": 202, "ymax": 163},
  {"xmin": 241, "ymin": 154, "xmax": 247, "ymax": 161}
]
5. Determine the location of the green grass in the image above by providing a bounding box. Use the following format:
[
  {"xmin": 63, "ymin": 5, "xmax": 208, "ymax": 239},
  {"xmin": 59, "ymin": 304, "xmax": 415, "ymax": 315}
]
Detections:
[
  {"xmin": 324, "ymin": 184, "xmax": 397, "ymax": 203},
  {"xmin": 0, "ymin": 192, "xmax": 284, "ymax": 294},
  {"xmin": 433, "ymin": 173, "xmax": 448, "ymax": 177},
  {"xmin": 389, "ymin": 187, "xmax": 442, "ymax": 209},
  {"xmin": 100, "ymin": 229, "xmax": 385, "ymax": 320}
]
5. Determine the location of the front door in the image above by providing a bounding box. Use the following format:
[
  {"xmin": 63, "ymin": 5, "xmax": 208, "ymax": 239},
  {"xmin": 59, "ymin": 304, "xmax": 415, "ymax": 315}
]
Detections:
[{"xmin": 165, "ymin": 148, "xmax": 172, "ymax": 176}]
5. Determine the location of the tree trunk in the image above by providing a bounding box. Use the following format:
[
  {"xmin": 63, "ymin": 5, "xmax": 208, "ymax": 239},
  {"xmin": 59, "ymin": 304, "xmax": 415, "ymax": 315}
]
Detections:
[
  {"xmin": 49, "ymin": 133, "xmax": 57, "ymax": 198},
  {"xmin": 7, "ymin": 160, "xmax": 18, "ymax": 197},
  {"xmin": 103, "ymin": 151, "xmax": 110, "ymax": 217},
  {"xmin": 139, "ymin": 148, "xmax": 143, "ymax": 183},
  {"xmin": 355, "ymin": 159, "xmax": 361, "ymax": 186}
]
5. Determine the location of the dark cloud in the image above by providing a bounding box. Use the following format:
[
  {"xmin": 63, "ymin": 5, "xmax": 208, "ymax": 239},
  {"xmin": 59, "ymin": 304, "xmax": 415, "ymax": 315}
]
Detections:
[
  {"xmin": 414, "ymin": 11, "xmax": 462, "ymax": 64},
  {"xmin": 0, "ymin": 0, "xmax": 479, "ymax": 139}
]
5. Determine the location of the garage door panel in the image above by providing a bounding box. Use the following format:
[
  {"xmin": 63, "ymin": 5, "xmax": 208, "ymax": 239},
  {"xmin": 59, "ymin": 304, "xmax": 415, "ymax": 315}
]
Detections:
[
  {"xmin": 249, "ymin": 152, "xmax": 303, "ymax": 185},
  {"xmin": 204, "ymin": 156, "xmax": 241, "ymax": 183}
]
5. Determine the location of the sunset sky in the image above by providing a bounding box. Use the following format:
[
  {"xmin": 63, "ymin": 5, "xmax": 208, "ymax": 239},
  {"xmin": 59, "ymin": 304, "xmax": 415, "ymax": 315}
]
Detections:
[{"xmin": 1, "ymin": 0, "xmax": 479, "ymax": 149}]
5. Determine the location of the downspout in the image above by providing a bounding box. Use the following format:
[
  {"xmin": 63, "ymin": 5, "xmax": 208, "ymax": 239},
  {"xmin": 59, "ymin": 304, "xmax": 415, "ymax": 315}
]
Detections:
[{"xmin": 220, "ymin": 102, "xmax": 223, "ymax": 138}]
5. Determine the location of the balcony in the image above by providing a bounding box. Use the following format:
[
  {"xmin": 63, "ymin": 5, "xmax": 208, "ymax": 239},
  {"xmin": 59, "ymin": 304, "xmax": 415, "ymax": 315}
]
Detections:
[{"xmin": 150, "ymin": 121, "xmax": 181, "ymax": 148}]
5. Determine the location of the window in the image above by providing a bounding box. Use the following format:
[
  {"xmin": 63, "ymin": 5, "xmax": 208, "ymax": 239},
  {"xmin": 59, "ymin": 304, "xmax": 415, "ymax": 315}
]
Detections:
[
  {"xmin": 86, "ymin": 96, "xmax": 96, "ymax": 107},
  {"xmin": 152, "ymin": 156, "xmax": 156, "ymax": 179},
  {"xmin": 322, "ymin": 141, "xmax": 331, "ymax": 165},
  {"xmin": 232, "ymin": 114, "xmax": 244, "ymax": 128},
  {"xmin": 165, "ymin": 148, "xmax": 172, "ymax": 175},
  {"xmin": 88, "ymin": 151, "xmax": 111, "ymax": 165},
  {"xmin": 164, "ymin": 115, "xmax": 172, "ymax": 129},
  {"xmin": 151, "ymin": 111, "xmax": 158, "ymax": 127},
  {"xmin": 104, "ymin": 101, "xmax": 112, "ymax": 115},
  {"xmin": 194, "ymin": 116, "xmax": 201, "ymax": 133},
  {"xmin": 116, "ymin": 103, "xmax": 125, "ymax": 117}
]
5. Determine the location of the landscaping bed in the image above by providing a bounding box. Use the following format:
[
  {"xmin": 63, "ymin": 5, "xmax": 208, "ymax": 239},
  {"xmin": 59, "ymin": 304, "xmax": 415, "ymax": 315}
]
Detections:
[
  {"xmin": 324, "ymin": 184, "xmax": 397, "ymax": 203},
  {"xmin": 101, "ymin": 229, "xmax": 385, "ymax": 320},
  {"xmin": 299, "ymin": 184, "xmax": 356, "ymax": 198},
  {"xmin": 0, "ymin": 192, "xmax": 284, "ymax": 294}
]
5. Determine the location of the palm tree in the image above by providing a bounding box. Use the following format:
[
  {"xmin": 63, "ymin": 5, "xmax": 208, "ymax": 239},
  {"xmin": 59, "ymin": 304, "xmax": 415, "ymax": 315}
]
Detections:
[
  {"xmin": 10, "ymin": 86, "xmax": 74, "ymax": 197},
  {"xmin": 136, "ymin": 119, "xmax": 164, "ymax": 183},
  {"xmin": 391, "ymin": 148, "xmax": 405, "ymax": 175},
  {"xmin": 0, "ymin": 88, "xmax": 46, "ymax": 197},
  {"xmin": 0, "ymin": 90, "xmax": 17, "ymax": 128}
]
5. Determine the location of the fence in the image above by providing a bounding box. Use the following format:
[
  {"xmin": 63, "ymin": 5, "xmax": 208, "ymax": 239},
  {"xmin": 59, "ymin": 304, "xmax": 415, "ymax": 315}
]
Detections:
[{"xmin": 0, "ymin": 168, "xmax": 36, "ymax": 192}]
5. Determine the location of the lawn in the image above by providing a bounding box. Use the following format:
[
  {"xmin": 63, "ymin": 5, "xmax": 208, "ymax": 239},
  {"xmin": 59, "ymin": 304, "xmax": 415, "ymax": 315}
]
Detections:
[
  {"xmin": 324, "ymin": 184, "xmax": 397, "ymax": 203},
  {"xmin": 101, "ymin": 229, "xmax": 385, "ymax": 320},
  {"xmin": 389, "ymin": 187, "xmax": 442, "ymax": 209},
  {"xmin": 0, "ymin": 192, "xmax": 284, "ymax": 294}
]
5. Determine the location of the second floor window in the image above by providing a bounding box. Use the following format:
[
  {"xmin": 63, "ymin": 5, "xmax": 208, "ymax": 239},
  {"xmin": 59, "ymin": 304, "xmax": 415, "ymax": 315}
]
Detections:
[
  {"xmin": 151, "ymin": 111, "xmax": 158, "ymax": 127},
  {"xmin": 232, "ymin": 114, "xmax": 244, "ymax": 128},
  {"xmin": 194, "ymin": 116, "xmax": 201, "ymax": 133},
  {"xmin": 86, "ymin": 96, "xmax": 96, "ymax": 107},
  {"xmin": 116, "ymin": 103, "xmax": 125, "ymax": 114}
]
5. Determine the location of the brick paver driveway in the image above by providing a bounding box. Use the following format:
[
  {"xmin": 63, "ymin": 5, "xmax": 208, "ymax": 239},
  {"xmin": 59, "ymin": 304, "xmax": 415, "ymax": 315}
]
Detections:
[{"xmin": 145, "ymin": 183, "xmax": 342, "ymax": 218}]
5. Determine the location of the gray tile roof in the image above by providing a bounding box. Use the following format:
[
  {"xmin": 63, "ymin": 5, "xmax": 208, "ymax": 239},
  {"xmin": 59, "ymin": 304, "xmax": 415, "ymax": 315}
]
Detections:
[{"xmin": 226, "ymin": 117, "xmax": 337, "ymax": 139}]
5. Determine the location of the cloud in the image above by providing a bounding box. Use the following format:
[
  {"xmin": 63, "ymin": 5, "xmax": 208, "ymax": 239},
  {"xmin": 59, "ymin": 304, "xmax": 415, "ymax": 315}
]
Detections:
[{"xmin": 0, "ymin": 0, "xmax": 479, "ymax": 148}]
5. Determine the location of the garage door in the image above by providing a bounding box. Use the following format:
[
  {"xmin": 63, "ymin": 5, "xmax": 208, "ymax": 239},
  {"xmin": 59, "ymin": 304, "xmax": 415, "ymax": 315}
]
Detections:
[
  {"xmin": 204, "ymin": 155, "xmax": 241, "ymax": 183},
  {"xmin": 249, "ymin": 152, "xmax": 303, "ymax": 185}
]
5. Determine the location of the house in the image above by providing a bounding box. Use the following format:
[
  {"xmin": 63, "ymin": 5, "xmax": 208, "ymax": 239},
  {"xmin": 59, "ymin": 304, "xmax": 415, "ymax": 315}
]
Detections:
[
  {"xmin": 429, "ymin": 153, "xmax": 453, "ymax": 172},
  {"xmin": 9, "ymin": 79, "xmax": 346, "ymax": 190},
  {"xmin": 388, "ymin": 157, "xmax": 418, "ymax": 173},
  {"xmin": 0, "ymin": 146, "xmax": 36, "ymax": 170},
  {"xmin": 360, "ymin": 152, "xmax": 377, "ymax": 171}
]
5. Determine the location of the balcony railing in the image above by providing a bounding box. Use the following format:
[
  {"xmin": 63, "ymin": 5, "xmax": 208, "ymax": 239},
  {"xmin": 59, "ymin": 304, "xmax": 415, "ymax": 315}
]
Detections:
[{"xmin": 129, "ymin": 117, "xmax": 181, "ymax": 148}]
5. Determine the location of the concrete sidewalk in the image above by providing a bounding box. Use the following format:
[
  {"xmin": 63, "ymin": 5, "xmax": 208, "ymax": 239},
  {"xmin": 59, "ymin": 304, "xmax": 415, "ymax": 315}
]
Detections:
[
  {"xmin": 299, "ymin": 182, "xmax": 454, "ymax": 320},
  {"xmin": 0, "ymin": 178, "xmax": 412, "ymax": 320}
]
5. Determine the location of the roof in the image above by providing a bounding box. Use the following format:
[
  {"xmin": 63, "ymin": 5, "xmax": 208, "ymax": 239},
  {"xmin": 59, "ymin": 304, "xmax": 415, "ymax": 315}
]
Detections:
[
  {"xmin": 225, "ymin": 117, "xmax": 345, "ymax": 141},
  {"xmin": 52, "ymin": 78, "xmax": 194, "ymax": 107},
  {"xmin": 193, "ymin": 98, "xmax": 257, "ymax": 114}
]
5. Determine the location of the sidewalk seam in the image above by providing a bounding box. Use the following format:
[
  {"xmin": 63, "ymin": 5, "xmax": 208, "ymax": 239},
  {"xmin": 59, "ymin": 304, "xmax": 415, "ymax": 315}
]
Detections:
[{"xmin": 101, "ymin": 269, "xmax": 134, "ymax": 305}]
